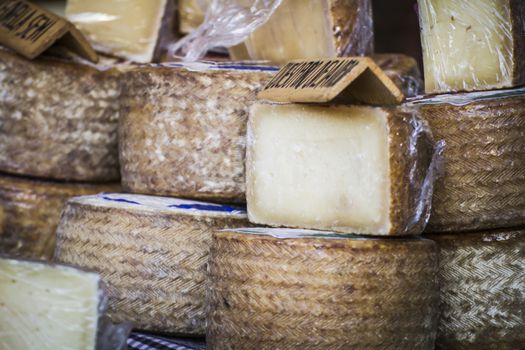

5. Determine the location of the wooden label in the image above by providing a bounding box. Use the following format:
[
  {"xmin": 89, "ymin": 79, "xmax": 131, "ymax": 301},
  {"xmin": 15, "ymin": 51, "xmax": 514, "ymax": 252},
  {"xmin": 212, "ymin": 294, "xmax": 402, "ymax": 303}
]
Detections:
[
  {"xmin": 258, "ymin": 57, "xmax": 404, "ymax": 105},
  {"xmin": 0, "ymin": 0, "xmax": 97, "ymax": 62}
]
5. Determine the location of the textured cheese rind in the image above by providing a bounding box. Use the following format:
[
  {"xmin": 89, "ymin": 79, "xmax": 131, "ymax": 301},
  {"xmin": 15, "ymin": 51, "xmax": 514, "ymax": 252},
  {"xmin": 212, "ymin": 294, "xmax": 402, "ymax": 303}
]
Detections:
[
  {"xmin": 428, "ymin": 230, "xmax": 525, "ymax": 349},
  {"xmin": 418, "ymin": 0, "xmax": 525, "ymax": 94},
  {"xmin": 414, "ymin": 89, "xmax": 525, "ymax": 232},
  {"xmin": 246, "ymin": 103, "xmax": 435, "ymax": 236},
  {"xmin": 119, "ymin": 65, "xmax": 274, "ymax": 203},
  {"xmin": 0, "ymin": 49, "xmax": 121, "ymax": 182},
  {"xmin": 0, "ymin": 257, "xmax": 100, "ymax": 350},
  {"xmin": 54, "ymin": 194, "xmax": 249, "ymax": 335},
  {"xmin": 207, "ymin": 229, "xmax": 439, "ymax": 350},
  {"xmin": 372, "ymin": 53, "xmax": 423, "ymax": 97},
  {"xmin": 0, "ymin": 174, "xmax": 120, "ymax": 260}
]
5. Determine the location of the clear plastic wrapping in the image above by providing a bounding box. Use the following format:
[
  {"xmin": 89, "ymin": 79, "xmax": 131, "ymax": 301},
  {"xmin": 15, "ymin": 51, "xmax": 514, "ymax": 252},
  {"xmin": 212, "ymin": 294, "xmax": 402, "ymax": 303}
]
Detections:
[
  {"xmin": 418, "ymin": 0, "xmax": 525, "ymax": 94},
  {"xmin": 0, "ymin": 257, "xmax": 130, "ymax": 350},
  {"xmin": 372, "ymin": 53, "xmax": 423, "ymax": 98}
]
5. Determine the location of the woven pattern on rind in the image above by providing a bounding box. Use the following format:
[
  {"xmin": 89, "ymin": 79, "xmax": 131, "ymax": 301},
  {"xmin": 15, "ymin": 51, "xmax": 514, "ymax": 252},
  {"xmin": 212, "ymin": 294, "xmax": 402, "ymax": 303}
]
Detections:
[
  {"xmin": 430, "ymin": 230, "xmax": 525, "ymax": 350},
  {"xmin": 206, "ymin": 232, "xmax": 439, "ymax": 350},
  {"xmin": 422, "ymin": 96, "xmax": 525, "ymax": 232},
  {"xmin": 54, "ymin": 202, "xmax": 248, "ymax": 335}
]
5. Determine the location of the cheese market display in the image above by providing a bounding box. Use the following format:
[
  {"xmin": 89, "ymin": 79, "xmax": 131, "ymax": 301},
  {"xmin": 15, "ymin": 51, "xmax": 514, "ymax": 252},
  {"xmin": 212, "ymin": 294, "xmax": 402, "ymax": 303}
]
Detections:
[
  {"xmin": 0, "ymin": 257, "xmax": 128, "ymax": 350},
  {"xmin": 428, "ymin": 229, "xmax": 525, "ymax": 349},
  {"xmin": 418, "ymin": 0, "xmax": 525, "ymax": 93},
  {"xmin": 372, "ymin": 53, "xmax": 423, "ymax": 97},
  {"xmin": 236, "ymin": 0, "xmax": 374, "ymax": 65},
  {"xmin": 0, "ymin": 173, "xmax": 119, "ymax": 260},
  {"xmin": 0, "ymin": 48, "xmax": 121, "ymax": 182},
  {"xmin": 412, "ymin": 88, "xmax": 525, "ymax": 232},
  {"xmin": 54, "ymin": 193, "xmax": 249, "ymax": 335},
  {"xmin": 119, "ymin": 63, "xmax": 276, "ymax": 203},
  {"xmin": 207, "ymin": 228, "xmax": 439, "ymax": 350},
  {"xmin": 246, "ymin": 103, "xmax": 437, "ymax": 236}
]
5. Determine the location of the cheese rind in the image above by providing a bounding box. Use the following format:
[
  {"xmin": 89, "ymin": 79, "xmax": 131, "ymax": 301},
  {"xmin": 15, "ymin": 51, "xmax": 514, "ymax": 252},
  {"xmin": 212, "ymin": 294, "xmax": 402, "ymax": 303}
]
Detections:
[
  {"xmin": 428, "ymin": 229, "xmax": 525, "ymax": 349},
  {"xmin": 0, "ymin": 174, "xmax": 119, "ymax": 260},
  {"xmin": 66, "ymin": 0, "xmax": 176, "ymax": 63},
  {"xmin": 418, "ymin": 0, "xmax": 525, "ymax": 93},
  {"xmin": 0, "ymin": 49, "xmax": 121, "ymax": 182},
  {"xmin": 237, "ymin": 0, "xmax": 373, "ymax": 65},
  {"xmin": 119, "ymin": 64, "xmax": 275, "ymax": 203},
  {"xmin": 0, "ymin": 258, "xmax": 100, "ymax": 350},
  {"xmin": 246, "ymin": 103, "xmax": 436, "ymax": 236},
  {"xmin": 207, "ymin": 228, "xmax": 439, "ymax": 349},
  {"xmin": 54, "ymin": 193, "xmax": 249, "ymax": 335},
  {"xmin": 413, "ymin": 88, "xmax": 525, "ymax": 232}
]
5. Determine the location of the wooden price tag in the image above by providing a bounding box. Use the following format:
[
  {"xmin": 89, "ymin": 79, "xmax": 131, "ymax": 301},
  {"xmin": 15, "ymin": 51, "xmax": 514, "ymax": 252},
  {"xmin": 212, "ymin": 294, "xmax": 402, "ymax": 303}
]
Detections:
[
  {"xmin": 0, "ymin": 0, "xmax": 98, "ymax": 62},
  {"xmin": 258, "ymin": 57, "xmax": 404, "ymax": 105}
]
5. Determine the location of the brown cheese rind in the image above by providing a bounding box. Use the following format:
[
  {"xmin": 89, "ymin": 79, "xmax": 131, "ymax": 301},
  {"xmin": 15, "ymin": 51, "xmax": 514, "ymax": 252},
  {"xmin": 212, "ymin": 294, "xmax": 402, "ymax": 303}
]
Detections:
[
  {"xmin": 0, "ymin": 49, "xmax": 121, "ymax": 182},
  {"xmin": 207, "ymin": 230, "xmax": 439, "ymax": 350},
  {"xmin": 54, "ymin": 196, "xmax": 249, "ymax": 335},
  {"xmin": 510, "ymin": 0, "xmax": 525, "ymax": 86},
  {"xmin": 0, "ymin": 174, "xmax": 119, "ymax": 260},
  {"xmin": 415, "ymin": 89, "xmax": 525, "ymax": 232},
  {"xmin": 119, "ymin": 65, "xmax": 273, "ymax": 203},
  {"xmin": 427, "ymin": 229, "xmax": 525, "ymax": 350}
]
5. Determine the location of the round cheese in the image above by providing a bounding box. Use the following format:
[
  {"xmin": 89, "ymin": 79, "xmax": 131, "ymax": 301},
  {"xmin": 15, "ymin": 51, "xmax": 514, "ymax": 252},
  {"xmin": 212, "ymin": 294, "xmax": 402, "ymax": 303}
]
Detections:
[
  {"xmin": 54, "ymin": 193, "xmax": 249, "ymax": 335},
  {"xmin": 413, "ymin": 88, "xmax": 525, "ymax": 232},
  {"xmin": 119, "ymin": 63, "xmax": 276, "ymax": 203},
  {"xmin": 0, "ymin": 174, "xmax": 119, "ymax": 260},
  {"xmin": 428, "ymin": 229, "xmax": 525, "ymax": 349},
  {"xmin": 0, "ymin": 49, "xmax": 121, "ymax": 182},
  {"xmin": 207, "ymin": 228, "xmax": 439, "ymax": 350}
]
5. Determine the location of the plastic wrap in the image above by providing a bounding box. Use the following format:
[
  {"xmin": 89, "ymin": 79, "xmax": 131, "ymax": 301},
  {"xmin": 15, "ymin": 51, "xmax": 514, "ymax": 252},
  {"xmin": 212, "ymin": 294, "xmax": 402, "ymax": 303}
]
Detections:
[
  {"xmin": 410, "ymin": 87, "xmax": 525, "ymax": 232},
  {"xmin": 0, "ymin": 257, "xmax": 131, "ymax": 350},
  {"xmin": 0, "ymin": 174, "xmax": 119, "ymax": 260},
  {"xmin": 54, "ymin": 193, "xmax": 249, "ymax": 335},
  {"xmin": 418, "ymin": 0, "xmax": 525, "ymax": 94},
  {"xmin": 246, "ymin": 102, "xmax": 444, "ymax": 236},
  {"xmin": 119, "ymin": 61, "xmax": 277, "ymax": 203},
  {"xmin": 372, "ymin": 53, "xmax": 423, "ymax": 98},
  {"xmin": 178, "ymin": 0, "xmax": 209, "ymax": 33},
  {"xmin": 0, "ymin": 48, "xmax": 121, "ymax": 182},
  {"xmin": 427, "ymin": 229, "xmax": 525, "ymax": 349},
  {"xmin": 207, "ymin": 228, "xmax": 439, "ymax": 349}
]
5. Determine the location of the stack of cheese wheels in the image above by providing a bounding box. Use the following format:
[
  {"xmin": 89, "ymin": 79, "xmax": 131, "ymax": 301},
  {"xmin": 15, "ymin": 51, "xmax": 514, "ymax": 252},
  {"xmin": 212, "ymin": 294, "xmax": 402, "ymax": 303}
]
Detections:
[
  {"xmin": 207, "ymin": 228, "xmax": 439, "ymax": 350},
  {"xmin": 54, "ymin": 193, "xmax": 249, "ymax": 335},
  {"xmin": 0, "ymin": 49, "xmax": 123, "ymax": 262}
]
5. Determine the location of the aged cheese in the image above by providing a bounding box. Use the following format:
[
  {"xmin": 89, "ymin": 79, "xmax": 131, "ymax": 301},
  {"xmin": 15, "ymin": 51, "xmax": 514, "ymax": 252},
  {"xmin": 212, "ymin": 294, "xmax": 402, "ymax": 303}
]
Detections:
[
  {"xmin": 427, "ymin": 229, "xmax": 525, "ymax": 349},
  {"xmin": 66, "ymin": 0, "xmax": 177, "ymax": 63},
  {"xmin": 0, "ymin": 258, "xmax": 101, "ymax": 350},
  {"xmin": 119, "ymin": 63, "xmax": 276, "ymax": 203},
  {"xmin": 373, "ymin": 53, "xmax": 423, "ymax": 97},
  {"xmin": 54, "ymin": 193, "xmax": 249, "ymax": 335},
  {"xmin": 179, "ymin": 0, "xmax": 207, "ymax": 34},
  {"xmin": 412, "ymin": 88, "xmax": 525, "ymax": 232},
  {"xmin": 235, "ymin": 0, "xmax": 374, "ymax": 65},
  {"xmin": 0, "ymin": 174, "xmax": 119, "ymax": 260},
  {"xmin": 418, "ymin": 0, "xmax": 525, "ymax": 93},
  {"xmin": 246, "ymin": 103, "xmax": 436, "ymax": 236},
  {"xmin": 0, "ymin": 48, "xmax": 121, "ymax": 182},
  {"xmin": 207, "ymin": 228, "xmax": 439, "ymax": 350}
]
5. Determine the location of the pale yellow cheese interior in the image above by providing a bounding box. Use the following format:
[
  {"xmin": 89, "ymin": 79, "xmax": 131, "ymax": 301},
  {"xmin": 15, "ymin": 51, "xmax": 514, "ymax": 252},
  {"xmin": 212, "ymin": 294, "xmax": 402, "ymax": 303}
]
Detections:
[
  {"xmin": 0, "ymin": 259, "xmax": 100, "ymax": 350},
  {"xmin": 242, "ymin": 0, "xmax": 334, "ymax": 65},
  {"xmin": 179, "ymin": 0, "xmax": 207, "ymax": 33},
  {"xmin": 66, "ymin": 0, "xmax": 167, "ymax": 63},
  {"xmin": 247, "ymin": 104, "xmax": 391, "ymax": 234},
  {"xmin": 419, "ymin": 0, "xmax": 515, "ymax": 93}
]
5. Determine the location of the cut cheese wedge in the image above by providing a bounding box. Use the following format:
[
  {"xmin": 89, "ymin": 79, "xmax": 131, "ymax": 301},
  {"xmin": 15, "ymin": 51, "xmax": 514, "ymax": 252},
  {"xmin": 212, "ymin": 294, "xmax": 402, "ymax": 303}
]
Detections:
[
  {"xmin": 54, "ymin": 193, "xmax": 249, "ymax": 335},
  {"xmin": 207, "ymin": 228, "xmax": 439, "ymax": 350},
  {"xmin": 418, "ymin": 0, "xmax": 525, "ymax": 93},
  {"xmin": 246, "ymin": 103, "xmax": 437, "ymax": 236}
]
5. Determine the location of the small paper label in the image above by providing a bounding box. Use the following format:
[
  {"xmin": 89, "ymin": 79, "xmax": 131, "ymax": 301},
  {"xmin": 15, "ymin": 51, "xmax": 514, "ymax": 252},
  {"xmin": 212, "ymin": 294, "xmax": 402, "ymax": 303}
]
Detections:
[
  {"xmin": 0, "ymin": 0, "xmax": 97, "ymax": 61},
  {"xmin": 258, "ymin": 57, "xmax": 404, "ymax": 105}
]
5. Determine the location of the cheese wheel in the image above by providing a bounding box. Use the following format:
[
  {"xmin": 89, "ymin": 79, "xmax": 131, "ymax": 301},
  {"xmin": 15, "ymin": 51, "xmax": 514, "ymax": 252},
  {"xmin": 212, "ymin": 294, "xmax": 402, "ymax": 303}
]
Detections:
[
  {"xmin": 0, "ymin": 174, "xmax": 119, "ymax": 260},
  {"xmin": 54, "ymin": 193, "xmax": 249, "ymax": 335},
  {"xmin": 207, "ymin": 228, "xmax": 439, "ymax": 350},
  {"xmin": 428, "ymin": 229, "xmax": 525, "ymax": 349},
  {"xmin": 413, "ymin": 88, "xmax": 525, "ymax": 232},
  {"xmin": 119, "ymin": 63, "xmax": 276, "ymax": 203},
  {"xmin": 0, "ymin": 48, "xmax": 121, "ymax": 182}
]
